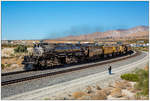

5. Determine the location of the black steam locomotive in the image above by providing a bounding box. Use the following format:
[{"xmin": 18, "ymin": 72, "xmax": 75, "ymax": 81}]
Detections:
[{"xmin": 22, "ymin": 42, "xmax": 133, "ymax": 70}]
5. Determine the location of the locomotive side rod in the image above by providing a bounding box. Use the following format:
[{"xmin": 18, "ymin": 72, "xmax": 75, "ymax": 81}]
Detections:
[{"xmin": 2, "ymin": 51, "xmax": 140, "ymax": 86}]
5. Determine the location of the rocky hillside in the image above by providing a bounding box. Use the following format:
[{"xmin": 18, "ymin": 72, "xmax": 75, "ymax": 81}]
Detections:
[{"xmin": 56, "ymin": 26, "xmax": 149, "ymax": 41}]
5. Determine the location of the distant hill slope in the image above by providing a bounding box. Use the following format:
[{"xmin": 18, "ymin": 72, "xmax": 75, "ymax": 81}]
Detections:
[{"xmin": 55, "ymin": 26, "xmax": 149, "ymax": 41}]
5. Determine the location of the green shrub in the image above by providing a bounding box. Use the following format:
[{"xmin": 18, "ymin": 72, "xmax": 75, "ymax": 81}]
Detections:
[
  {"xmin": 10, "ymin": 54, "xmax": 15, "ymax": 57},
  {"xmin": 135, "ymin": 69, "xmax": 149, "ymax": 96},
  {"xmin": 14, "ymin": 45, "xmax": 28, "ymax": 53},
  {"xmin": 121, "ymin": 73, "xmax": 138, "ymax": 82},
  {"xmin": 2, "ymin": 44, "xmax": 32, "ymax": 48},
  {"xmin": 6, "ymin": 64, "xmax": 11, "ymax": 67},
  {"xmin": 2, "ymin": 44, "xmax": 18, "ymax": 48},
  {"xmin": 1, "ymin": 64, "xmax": 5, "ymax": 69},
  {"xmin": 121, "ymin": 69, "xmax": 149, "ymax": 96}
]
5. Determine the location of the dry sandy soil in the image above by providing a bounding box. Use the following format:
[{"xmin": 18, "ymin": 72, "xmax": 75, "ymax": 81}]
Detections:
[{"xmin": 1, "ymin": 48, "xmax": 33, "ymax": 72}]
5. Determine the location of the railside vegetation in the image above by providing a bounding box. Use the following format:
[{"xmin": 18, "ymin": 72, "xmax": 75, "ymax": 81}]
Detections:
[
  {"xmin": 121, "ymin": 67, "xmax": 149, "ymax": 98},
  {"xmin": 14, "ymin": 45, "xmax": 28, "ymax": 53}
]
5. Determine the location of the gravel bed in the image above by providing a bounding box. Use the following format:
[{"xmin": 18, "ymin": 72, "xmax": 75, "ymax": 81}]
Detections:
[
  {"xmin": 2, "ymin": 53, "xmax": 135, "ymax": 82},
  {"xmin": 2, "ymin": 67, "xmax": 24, "ymax": 74},
  {"xmin": 1, "ymin": 52, "xmax": 147, "ymax": 99}
]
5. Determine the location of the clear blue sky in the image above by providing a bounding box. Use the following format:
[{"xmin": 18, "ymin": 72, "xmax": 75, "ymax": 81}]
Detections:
[{"xmin": 2, "ymin": 1, "xmax": 149, "ymax": 40}]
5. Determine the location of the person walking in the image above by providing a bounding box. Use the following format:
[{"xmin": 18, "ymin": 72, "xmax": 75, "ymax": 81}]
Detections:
[{"xmin": 108, "ymin": 66, "xmax": 112, "ymax": 75}]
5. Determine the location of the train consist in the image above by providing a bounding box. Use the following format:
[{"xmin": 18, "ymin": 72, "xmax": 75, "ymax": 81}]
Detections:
[{"xmin": 22, "ymin": 42, "xmax": 133, "ymax": 70}]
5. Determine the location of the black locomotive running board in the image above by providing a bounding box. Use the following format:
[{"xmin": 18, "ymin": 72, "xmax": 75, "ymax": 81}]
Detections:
[{"xmin": 1, "ymin": 51, "xmax": 140, "ymax": 86}]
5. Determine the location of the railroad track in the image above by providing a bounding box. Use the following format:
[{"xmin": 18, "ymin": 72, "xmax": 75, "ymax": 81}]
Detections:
[
  {"xmin": 1, "ymin": 51, "xmax": 140, "ymax": 86},
  {"xmin": 2, "ymin": 53, "xmax": 134, "ymax": 83},
  {"xmin": 1, "ymin": 52, "xmax": 134, "ymax": 76}
]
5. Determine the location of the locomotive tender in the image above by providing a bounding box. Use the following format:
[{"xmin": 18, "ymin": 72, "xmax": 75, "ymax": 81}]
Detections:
[{"xmin": 22, "ymin": 42, "xmax": 133, "ymax": 70}]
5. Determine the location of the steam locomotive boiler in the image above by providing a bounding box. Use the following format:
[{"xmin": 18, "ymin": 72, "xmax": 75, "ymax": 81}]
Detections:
[{"xmin": 23, "ymin": 43, "xmax": 88, "ymax": 70}]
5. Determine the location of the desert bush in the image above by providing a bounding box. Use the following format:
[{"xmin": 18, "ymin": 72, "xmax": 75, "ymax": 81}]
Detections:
[
  {"xmin": 135, "ymin": 92, "xmax": 149, "ymax": 100},
  {"xmin": 121, "ymin": 73, "xmax": 138, "ymax": 82},
  {"xmin": 1, "ymin": 64, "xmax": 5, "ymax": 69},
  {"xmin": 44, "ymin": 98, "xmax": 51, "ymax": 100},
  {"xmin": 14, "ymin": 45, "xmax": 28, "ymax": 53},
  {"xmin": 134, "ymin": 69, "xmax": 149, "ymax": 96},
  {"xmin": 10, "ymin": 54, "xmax": 15, "ymax": 57},
  {"xmin": 72, "ymin": 91, "xmax": 87, "ymax": 99},
  {"xmin": 2, "ymin": 44, "xmax": 32, "ymax": 48},
  {"xmin": 6, "ymin": 64, "xmax": 11, "ymax": 67},
  {"xmin": 1, "ymin": 64, "xmax": 11, "ymax": 69},
  {"xmin": 110, "ymin": 88, "xmax": 122, "ymax": 98},
  {"xmin": 90, "ymin": 90, "xmax": 107, "ymax": 100},
  {"xmin": 121, "ymin": 68, "xmax": 149, "ymax": 97},
  {"xmin": 2, "ymin": 44, "xmax": 17, "ymax": 48}
]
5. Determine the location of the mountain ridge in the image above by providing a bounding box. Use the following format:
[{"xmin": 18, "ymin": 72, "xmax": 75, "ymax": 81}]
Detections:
[{"xmin": 54, "ymin": 26, "xmax": 149, "ymax": 41}]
